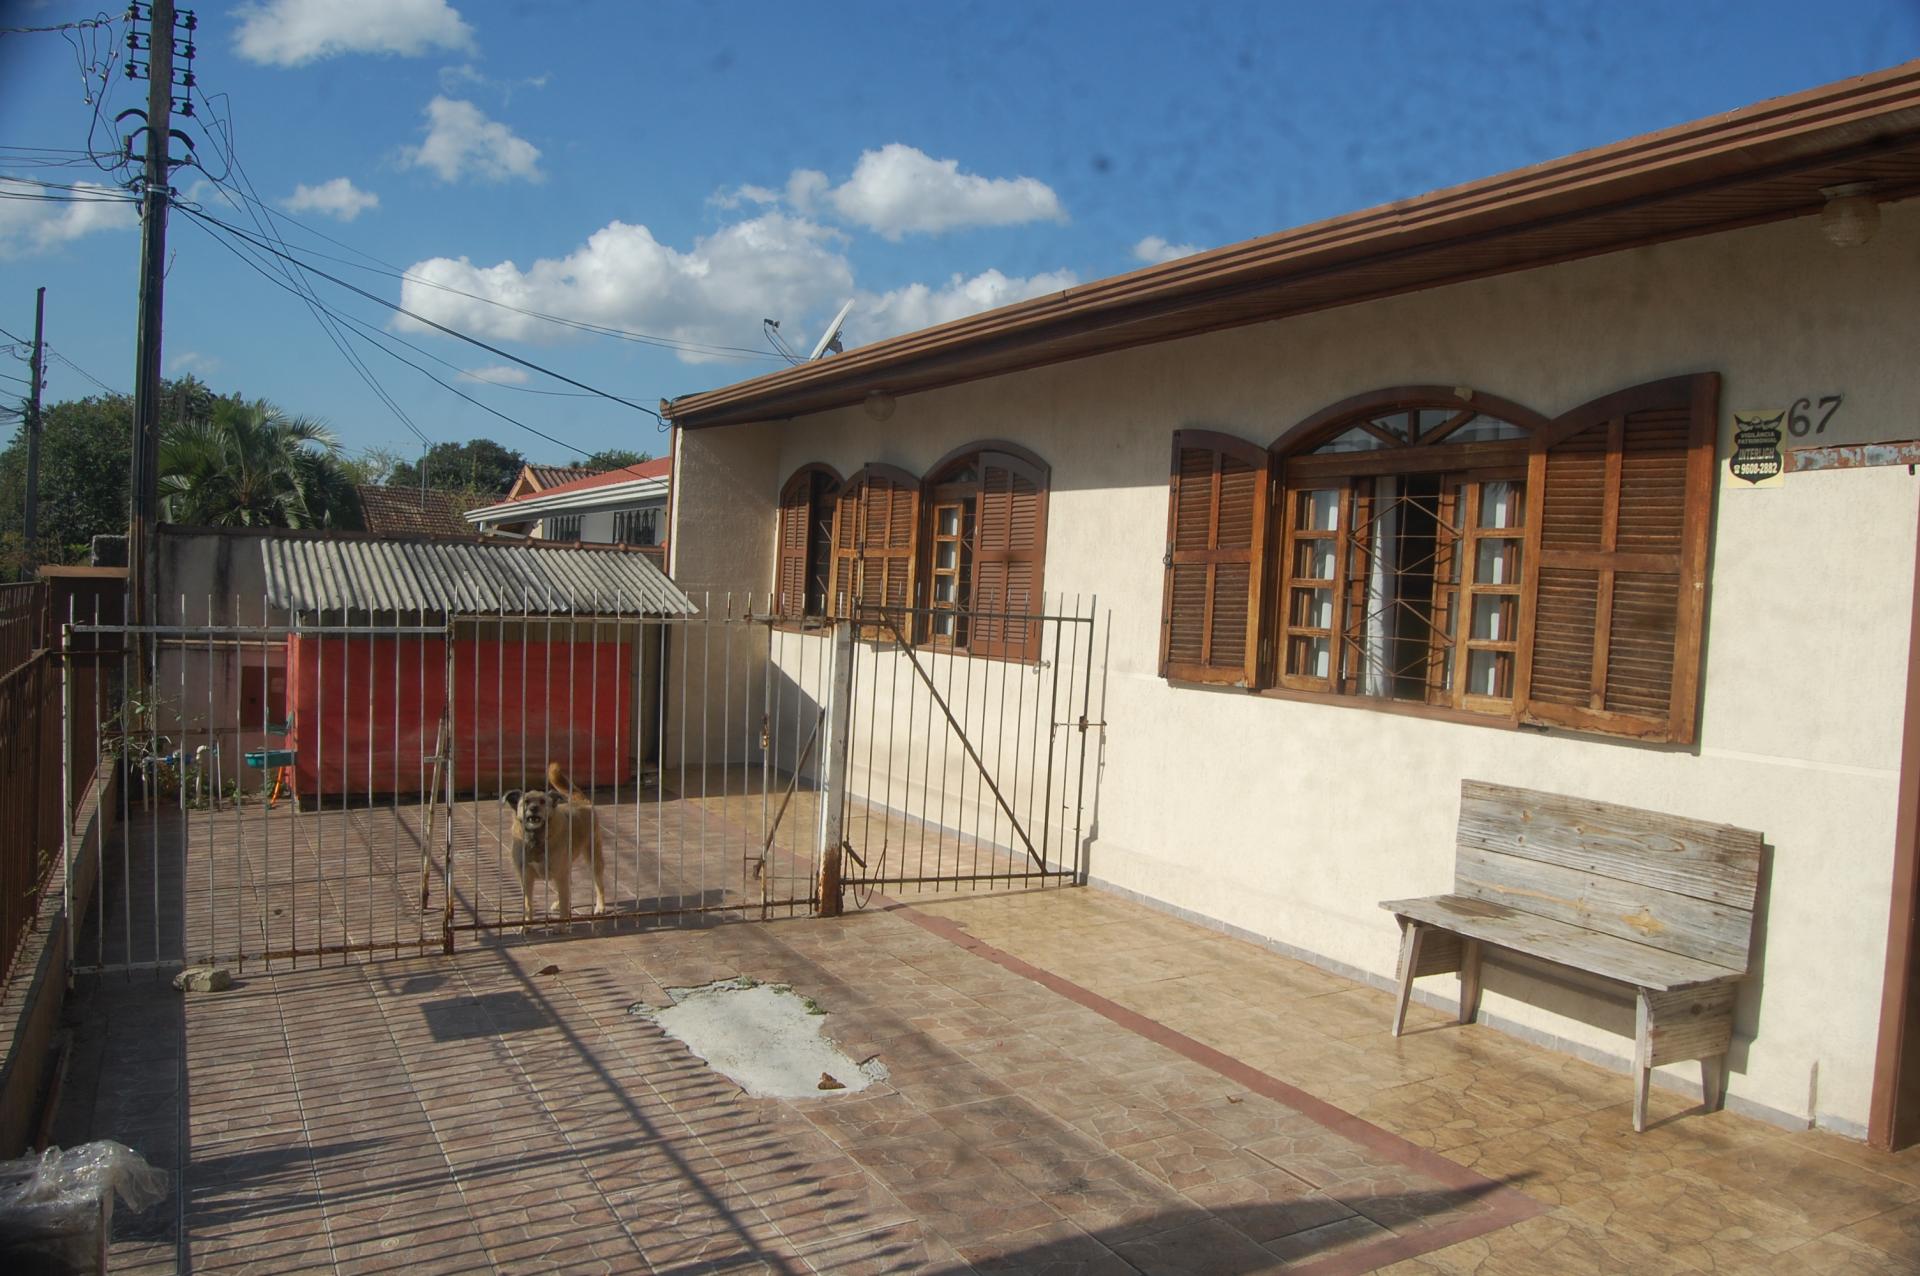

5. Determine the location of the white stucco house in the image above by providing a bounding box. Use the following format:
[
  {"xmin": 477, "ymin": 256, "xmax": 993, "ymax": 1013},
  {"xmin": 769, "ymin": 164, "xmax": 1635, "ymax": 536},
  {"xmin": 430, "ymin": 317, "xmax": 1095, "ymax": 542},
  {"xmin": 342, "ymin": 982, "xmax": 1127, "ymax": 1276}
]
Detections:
[
  {"xmin": 659, "ymin": 64, "xmax": 1920, "ymax": 1146},
  {"xmin": 466, "ymin": 458, "xmax": 670, "ymax": 549}
]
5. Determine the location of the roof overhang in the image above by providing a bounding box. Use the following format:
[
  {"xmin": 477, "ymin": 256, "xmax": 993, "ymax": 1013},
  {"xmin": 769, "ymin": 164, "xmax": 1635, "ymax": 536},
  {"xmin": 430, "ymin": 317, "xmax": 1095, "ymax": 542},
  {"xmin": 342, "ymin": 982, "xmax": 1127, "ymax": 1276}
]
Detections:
[
  {"xmin": 465, "ymin": 475, "xmax": 670, "ymax": 526},
  {"xmin": 665, "ymin": 61, "xmax": 1920, "ymax": 432}
]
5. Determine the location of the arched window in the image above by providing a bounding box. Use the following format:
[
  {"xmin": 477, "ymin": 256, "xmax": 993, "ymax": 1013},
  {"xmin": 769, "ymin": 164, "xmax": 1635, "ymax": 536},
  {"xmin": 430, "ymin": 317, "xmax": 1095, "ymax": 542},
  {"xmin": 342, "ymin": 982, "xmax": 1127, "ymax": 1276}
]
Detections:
[
  {"xmin": 774, "ymin": 464, "xmax": 841, "ymax": 617},
  {"xmin": 1268, "ymin": 390, "xmax": 1545, "ymax": 711},
  {"xmin": 1159, "ymin": 378, "xmax": 1718, "ymax": 743},
  {"xmin": 924, "ymin": 443, "xmax": 1048, "ymax": 660}
]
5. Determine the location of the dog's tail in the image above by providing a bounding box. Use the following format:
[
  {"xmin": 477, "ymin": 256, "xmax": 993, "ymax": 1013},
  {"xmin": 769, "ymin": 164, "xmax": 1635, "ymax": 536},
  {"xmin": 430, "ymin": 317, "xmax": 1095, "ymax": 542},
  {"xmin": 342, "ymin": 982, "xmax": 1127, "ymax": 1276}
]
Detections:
[{"xmin": 548, "ymin": 761, "xmax": 589, "ymax": 803}]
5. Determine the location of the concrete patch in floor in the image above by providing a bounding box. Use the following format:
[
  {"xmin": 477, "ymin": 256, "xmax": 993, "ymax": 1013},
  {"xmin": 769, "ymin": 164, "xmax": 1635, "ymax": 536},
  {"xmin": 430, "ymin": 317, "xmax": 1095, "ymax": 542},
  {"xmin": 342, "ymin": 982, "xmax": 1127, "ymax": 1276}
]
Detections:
[{"xmin": 634, "ymin": 978, "xmax": 887, "ymax": 1098}]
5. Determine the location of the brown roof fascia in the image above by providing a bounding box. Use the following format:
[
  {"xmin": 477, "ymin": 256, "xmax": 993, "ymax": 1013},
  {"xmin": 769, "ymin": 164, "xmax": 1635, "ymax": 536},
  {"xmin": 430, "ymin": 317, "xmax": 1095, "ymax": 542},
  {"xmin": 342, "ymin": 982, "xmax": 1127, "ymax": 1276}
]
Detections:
[{"xmin": 666, "ymin": 61, "xmax": 1920, "ymax": 430}]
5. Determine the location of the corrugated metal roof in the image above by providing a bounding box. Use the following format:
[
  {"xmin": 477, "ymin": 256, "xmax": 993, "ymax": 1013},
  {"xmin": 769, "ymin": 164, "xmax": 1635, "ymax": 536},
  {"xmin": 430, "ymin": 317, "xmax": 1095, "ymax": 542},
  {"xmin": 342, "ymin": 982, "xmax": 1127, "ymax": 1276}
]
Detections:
[{"xmin": 262, "ymin": 536, "xmax": 696, "ymax": 616}]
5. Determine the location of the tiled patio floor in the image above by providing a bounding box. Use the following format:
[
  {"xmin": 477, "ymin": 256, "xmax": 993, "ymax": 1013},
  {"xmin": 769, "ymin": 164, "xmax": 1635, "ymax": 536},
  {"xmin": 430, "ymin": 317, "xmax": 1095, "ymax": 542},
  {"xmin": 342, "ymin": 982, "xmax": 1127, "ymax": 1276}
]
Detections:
[{"xmin": 50, "ymin": 886, "xmax": 1920, "ymax": 1273}]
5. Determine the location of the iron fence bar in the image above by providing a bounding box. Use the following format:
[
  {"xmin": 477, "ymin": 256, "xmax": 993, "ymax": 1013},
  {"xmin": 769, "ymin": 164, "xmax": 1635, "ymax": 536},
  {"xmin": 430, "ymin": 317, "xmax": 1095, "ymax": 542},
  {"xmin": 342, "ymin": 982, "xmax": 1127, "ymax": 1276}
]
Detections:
[
  {"xmin": 69, "ymin": 624, "xmax": 449, "ymax": 636},
  {"xmin": 59, "ymin": 613, "xmax": 72, "ymax": 972},
  {"xmin": 865, "ymin": 607, "xmax": 1044, "ymax": 872}
]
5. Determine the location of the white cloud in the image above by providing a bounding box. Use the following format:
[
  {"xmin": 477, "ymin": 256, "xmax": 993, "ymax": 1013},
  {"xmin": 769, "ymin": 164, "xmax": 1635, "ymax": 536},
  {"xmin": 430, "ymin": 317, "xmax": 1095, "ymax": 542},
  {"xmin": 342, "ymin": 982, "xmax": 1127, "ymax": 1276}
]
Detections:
[
  {"xmin": 0, "ymin": 179, "xmax": 136, "ymax": 258},
  {"xmin": 1133, "ymin": 235, "xmax": 1201, "ymax": 265},
  {"xmin": 438, "ymin": 63, "xmax": 549, "ymax": 102},
  {"xmin": 284, "ymin": 177, "xmax": 380, "ymax": 222},
  {"xmin": 852, "ymin": 268, "xmax": 1077, "ymax": 342},
  {"xmin": 709, "ymin": 184, "xmax": 780, "ymax": 211},
  {"xmin": 168, "ymin": 351, "xmax": 222, "ymax": 377},
  {"xmin": 459, "ymin": 364, "xmax": 529, "ymax": 385},
  {"xmin": 396, "ymin": 212, "xmax": 855, "ymax": 363},
  {"xmin": 234, "ymin": 0, "xmax": 474, "ymax": 66},
  {"xmin": 785, "ymin": 169, "xmax": 829, "ymax": 214},
  {"xmin": 822, "ymin": 145, "xmax": 1065, "ymax": 239},
  {"xmin": 401, "ymin": 97, "xmax": 543, "ymax": 184}
]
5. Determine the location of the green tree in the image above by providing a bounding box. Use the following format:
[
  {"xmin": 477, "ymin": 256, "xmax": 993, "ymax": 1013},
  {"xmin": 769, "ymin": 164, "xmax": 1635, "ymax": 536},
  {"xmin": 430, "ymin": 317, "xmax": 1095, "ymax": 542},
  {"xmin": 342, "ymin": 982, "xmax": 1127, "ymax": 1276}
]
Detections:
[
  {"xmin": 158, "ymin": 399, "xmax": 363, "ymax": 529},
  {"xmin": 342, "ymin": 444, "xmax": 409, "ymax": 487},
  {"xmin": 0, "ymin": 392, "xmax": 133, "ymax": 563},
  {"xmin": 0, "ymin": 376, "xmax": 240, "ymax": 563},
  {"xmin": 390, "ymin": 439, "xmax": 526, "ymax": 500},
  {"xmin": 579, "ymin": 448, "xmax": 651, "ymax": 472}
]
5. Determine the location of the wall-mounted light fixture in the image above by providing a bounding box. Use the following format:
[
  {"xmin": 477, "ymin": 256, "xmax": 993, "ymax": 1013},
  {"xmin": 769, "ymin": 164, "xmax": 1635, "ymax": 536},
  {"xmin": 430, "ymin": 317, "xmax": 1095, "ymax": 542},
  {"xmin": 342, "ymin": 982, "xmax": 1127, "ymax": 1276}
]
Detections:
[
  {"xmin": 1820, "ymin": 183, "xmax": 1880, "ymax": 248},
  {"xmin": 863, "ymin": 389, "xmax": 897, "ymax": 422}
]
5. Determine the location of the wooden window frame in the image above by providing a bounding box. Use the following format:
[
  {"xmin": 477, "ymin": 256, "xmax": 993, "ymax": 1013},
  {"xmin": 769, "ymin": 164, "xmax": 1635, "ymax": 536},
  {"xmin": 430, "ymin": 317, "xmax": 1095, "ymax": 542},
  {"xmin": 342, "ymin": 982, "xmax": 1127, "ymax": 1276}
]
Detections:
[
  {"xmin": 1269, "ymin": 390, "xmax": 1544, "ymax": 717},
  {"xmin": 774, "ymin": 463, "xmax": 842, "ymax": 622},
  {"xmin": 922, "ymin": 440, "xmax": 1050, "ymax": 662}
]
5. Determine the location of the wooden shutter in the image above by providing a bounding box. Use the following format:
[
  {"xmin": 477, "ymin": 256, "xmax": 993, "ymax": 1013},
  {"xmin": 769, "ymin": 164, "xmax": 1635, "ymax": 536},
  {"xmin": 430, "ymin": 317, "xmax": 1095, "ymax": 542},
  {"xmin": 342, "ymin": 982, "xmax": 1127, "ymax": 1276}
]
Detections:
[
  {"xmin": 1519, "ymin": 373, "xmax": 1718, "ymax": 743},
  {"xmin": 840, "ymin": 466, "xmax": 918, "ymax": 638},
  {"xmin": 829, "ymin": 483, "xmax": 860, "ymax": 618},
  {"xmin": 971, "ymin": 451, "xmax": 1048, "ymax": 660},
  {"xmin": 1160, "ymin": 430, "xmax": 1270, "ymax": 687},
  {"xmin": 775, "ymin": 470, "xmax": 811, "ymax": 617}
]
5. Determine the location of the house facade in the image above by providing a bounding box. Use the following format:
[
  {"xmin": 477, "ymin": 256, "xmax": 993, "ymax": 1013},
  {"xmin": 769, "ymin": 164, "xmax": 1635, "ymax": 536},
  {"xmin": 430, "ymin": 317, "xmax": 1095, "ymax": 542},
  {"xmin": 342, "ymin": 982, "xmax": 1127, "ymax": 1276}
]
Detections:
[
  {"xmin": 467, "ymin": 459, "xmax": 670, "ymax": 547},
  {"xmin": 662, "ymin": 65, "xmax": 1920, "ymax": 1143}
]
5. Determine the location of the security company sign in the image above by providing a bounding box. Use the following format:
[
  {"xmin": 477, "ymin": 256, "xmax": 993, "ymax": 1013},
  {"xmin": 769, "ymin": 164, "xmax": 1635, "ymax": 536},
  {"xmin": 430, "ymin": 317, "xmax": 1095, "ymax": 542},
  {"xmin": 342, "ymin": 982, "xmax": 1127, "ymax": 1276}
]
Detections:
[{"xmin": 1729, "ymin": 411, "xmax": 1785, "ymax": 488}]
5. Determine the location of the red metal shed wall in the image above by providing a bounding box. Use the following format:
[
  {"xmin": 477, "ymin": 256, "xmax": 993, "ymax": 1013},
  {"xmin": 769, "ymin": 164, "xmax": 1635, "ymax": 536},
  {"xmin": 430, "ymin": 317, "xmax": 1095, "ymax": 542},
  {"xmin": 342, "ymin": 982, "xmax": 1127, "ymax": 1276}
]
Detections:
[{"xmin": 286, "ymin": 635, "xmax": 634, "ymax": 799}]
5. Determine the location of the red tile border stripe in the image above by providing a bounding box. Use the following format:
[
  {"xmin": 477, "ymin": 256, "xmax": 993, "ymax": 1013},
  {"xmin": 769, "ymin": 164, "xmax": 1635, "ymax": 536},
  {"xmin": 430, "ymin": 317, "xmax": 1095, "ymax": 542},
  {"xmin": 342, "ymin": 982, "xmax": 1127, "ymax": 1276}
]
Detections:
[{"xmin": 887, "ymin": 900, "xmax": 1548, "ymax": 1274}]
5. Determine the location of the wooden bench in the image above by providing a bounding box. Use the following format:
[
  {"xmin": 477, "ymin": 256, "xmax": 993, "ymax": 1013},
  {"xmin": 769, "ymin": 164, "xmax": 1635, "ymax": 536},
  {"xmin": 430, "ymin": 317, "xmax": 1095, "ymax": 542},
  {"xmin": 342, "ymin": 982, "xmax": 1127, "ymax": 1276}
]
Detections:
[{"xmin": 1381, "ymin": 780, "xmax": 1765, "ymax": 1132}]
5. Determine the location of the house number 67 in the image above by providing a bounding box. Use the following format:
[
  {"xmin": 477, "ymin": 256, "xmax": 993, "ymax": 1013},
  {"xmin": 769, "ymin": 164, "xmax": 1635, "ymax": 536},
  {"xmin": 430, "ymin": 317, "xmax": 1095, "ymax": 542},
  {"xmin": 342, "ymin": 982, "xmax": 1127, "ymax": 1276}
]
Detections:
[{"xmin": 1787, "ymin": 395, "xmax": 1843, "ymax": 436}]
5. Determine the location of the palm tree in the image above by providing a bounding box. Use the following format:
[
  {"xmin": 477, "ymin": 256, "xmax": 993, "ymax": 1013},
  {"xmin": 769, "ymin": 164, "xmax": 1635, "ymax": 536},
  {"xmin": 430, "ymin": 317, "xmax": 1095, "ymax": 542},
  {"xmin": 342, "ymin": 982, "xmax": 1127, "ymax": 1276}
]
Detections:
[{"xmin": 159, "ymin": 399, "xmax": 363, "ymax": 529}]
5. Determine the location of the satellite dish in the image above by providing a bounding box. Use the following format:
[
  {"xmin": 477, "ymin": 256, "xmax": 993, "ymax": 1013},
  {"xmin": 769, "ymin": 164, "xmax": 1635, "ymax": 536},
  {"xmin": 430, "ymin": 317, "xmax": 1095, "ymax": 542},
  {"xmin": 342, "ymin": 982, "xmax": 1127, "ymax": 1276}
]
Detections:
[{"xmin": 808, "ymin": 299, "xmax": 855, "ymax": 360}]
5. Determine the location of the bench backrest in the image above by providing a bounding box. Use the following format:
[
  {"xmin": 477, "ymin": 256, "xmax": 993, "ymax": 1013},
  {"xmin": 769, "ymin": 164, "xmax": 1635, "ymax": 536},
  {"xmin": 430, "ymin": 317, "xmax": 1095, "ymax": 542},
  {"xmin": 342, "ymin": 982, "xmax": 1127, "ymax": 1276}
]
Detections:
[{"xmin": 1454, "ymin": 780, "xmax": 1765, "ymax": 973}]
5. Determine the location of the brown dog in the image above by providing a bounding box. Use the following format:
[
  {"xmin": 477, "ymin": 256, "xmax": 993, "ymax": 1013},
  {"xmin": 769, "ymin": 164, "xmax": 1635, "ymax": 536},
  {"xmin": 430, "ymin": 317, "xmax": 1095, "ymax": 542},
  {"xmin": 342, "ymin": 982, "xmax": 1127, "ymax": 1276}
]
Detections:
[{"xmin": 502, "ymin": 762, "xmax": 607, "ymax": 923}]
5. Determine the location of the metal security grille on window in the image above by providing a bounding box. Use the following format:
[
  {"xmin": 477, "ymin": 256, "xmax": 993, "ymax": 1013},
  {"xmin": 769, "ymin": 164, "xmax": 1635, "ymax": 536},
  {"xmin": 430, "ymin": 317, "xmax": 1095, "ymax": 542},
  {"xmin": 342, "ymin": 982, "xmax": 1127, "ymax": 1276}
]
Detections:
[
  {"xmin": 546, "ymin": 514, "xmax": 582, "ymax": 542},
  {"xmin": 1284, "ymin": 477, "xmax": 1524, "ymax": 705},
  {"xmin": 614, "ymin": 509, "xmax": 657, "ymax": 547}
]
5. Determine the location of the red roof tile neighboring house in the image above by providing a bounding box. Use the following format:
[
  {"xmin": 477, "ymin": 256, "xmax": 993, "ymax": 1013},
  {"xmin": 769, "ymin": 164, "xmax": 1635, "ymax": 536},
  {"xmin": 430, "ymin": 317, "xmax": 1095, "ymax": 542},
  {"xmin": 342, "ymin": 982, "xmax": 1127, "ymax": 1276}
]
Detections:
[
  {"xmin": 505, "ymin": 464, "xmax": 597, "ymax": 502},
  {"xmin": 355, "ymin": 485, "xmax": 470, "ymax": 537}
]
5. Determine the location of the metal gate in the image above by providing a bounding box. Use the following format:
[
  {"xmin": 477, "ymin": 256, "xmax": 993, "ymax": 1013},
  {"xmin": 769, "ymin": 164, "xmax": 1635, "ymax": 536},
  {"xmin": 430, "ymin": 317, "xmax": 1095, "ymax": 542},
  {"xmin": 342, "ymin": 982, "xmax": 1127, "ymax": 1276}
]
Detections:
[{"xmin": 60, "ymin": 597, "xmax": 1107, "ymax": 975}]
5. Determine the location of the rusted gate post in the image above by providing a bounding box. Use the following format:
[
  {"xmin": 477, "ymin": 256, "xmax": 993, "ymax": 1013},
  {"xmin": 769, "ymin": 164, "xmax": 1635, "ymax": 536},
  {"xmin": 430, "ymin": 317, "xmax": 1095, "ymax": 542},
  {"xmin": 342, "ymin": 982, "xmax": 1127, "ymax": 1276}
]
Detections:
[{"xmin": 816, "ymin": 620, "xmax": 855, "ymax": 917}]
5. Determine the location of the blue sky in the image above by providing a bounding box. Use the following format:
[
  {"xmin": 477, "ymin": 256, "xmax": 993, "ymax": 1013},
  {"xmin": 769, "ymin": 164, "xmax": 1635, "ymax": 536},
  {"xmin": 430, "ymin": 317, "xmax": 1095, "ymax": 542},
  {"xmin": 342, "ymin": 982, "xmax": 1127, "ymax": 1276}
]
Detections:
[{"xmin": 2, "ymin": 0, "xmax": 1916, "ymax": 470}]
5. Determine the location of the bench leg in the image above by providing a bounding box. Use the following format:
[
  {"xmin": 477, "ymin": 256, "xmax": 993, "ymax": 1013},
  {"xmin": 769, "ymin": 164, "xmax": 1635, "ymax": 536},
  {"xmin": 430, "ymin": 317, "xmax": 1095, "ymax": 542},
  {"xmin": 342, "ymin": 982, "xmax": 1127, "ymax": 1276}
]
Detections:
[
  {"xmin": 1701, "ymin": 1055, "xmax": 1727, "ymax": 1113},
  {"xmin": 1391, "ymin": 922, "xmax": 1424, "ymax": 1038},
  {"xmin": 1458, "ymin": 938, "xmax": 1483, "ymax": 1025},
  {"xmin": 1634, "ymin": 988, "xmax": 1654, "ymax": 1133}
]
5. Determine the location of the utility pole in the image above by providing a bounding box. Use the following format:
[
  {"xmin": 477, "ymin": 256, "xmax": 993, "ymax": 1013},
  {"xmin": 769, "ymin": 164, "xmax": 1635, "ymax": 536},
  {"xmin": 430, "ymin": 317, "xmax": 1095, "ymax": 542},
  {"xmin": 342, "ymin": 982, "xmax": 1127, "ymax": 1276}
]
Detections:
[
  {"xmin": 21, "ymin": 287, "xmax": 45, "ymax": 577},
  {"xmin": 126, "ymin": 0, "xmax": 195, "ymax": 627}
]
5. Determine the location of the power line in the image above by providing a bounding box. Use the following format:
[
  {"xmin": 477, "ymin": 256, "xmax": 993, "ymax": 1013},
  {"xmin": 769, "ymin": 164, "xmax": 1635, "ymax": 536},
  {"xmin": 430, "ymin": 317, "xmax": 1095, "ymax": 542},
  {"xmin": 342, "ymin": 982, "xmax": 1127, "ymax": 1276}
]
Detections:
[
  {"xmin": 181, "ymin": 205, "xmax": 665, "ymax": 420},
  {"xmin": 48, "ymin": 347, "xmax": 124, "ymax": 396},
  {"xmin": 180, "ymin": 209, "xmax": 596, "ymax": 455},
  {"xmin": 183, "ymin": 170, "xmax": 782, "ymax": 364},
  {"xmin": 192, "ymin": 126, "xmax": 429, "ymax": 446}
]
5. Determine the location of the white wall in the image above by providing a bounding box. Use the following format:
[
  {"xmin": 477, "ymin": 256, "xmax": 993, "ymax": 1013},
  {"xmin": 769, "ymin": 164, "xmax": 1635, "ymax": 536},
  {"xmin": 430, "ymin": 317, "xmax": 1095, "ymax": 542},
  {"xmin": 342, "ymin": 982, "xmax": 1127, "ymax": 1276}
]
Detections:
[{"xmin": 670, "ymin": 201, "xmax": 1920, "ymax": 1133}]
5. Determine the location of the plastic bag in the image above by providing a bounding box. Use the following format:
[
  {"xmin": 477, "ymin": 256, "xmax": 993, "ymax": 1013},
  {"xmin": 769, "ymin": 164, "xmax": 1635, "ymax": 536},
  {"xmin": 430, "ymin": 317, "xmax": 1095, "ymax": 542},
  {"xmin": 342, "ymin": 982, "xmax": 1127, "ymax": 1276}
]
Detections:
[{"xmin": 0, "ymin": 1141, "xmax": 169, "ymax": 1275}]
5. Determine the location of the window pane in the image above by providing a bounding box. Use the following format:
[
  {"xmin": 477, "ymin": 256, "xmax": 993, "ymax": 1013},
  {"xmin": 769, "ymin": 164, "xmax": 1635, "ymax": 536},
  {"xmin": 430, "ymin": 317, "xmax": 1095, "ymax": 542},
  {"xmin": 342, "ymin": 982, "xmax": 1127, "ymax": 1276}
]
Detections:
[
  {"xmin": 1296, "ymin": 489, "xmax": 1339, "ymax": 532},
  {"xmin": 1370, "ymin": 413, "xmax": 1412, "ymax": 442},
  {"xmin": 1311, "ymin": 425, "xmax": 1387, "ymax": 454},
  {"xmin": 936, "ymin": 542, "xmax": 956, "ymax": 570},
  {"xmin": 1289, "ymin": 587, "xmax": 1333, "ymax": 629},
  {"xmin": 1292, "ymin": 538, "xmax": 1336, "ymax": 581},
  {"xmin": 1447, "ymin": 415, "xmax": 1527, "ymax": 444},
  {"xmin": 1470, "ymin": 594, "xmax": 1517, "ymax": 642},
  {"xmin": 933, "ymin": 613, "xmax": 955, "ymax": 637},
  {"xmin": 1475, "ymin": 538, "xmax": 1521, "ymax": 586},
  {"xmin": 1467, "ymin": 649, "xmax": 1514, "ymax": 698},
  {"xmin": 937, "ymin": 506, "xmax": 959, "ymax": 535},
  {"xmin": 1416, "ymin": 409, "xmax": 1458, "ymax": 439},
  {"xmin": 933, "ymin": 576, "xmax": 954, "ymax": 603},
  {"xmin": 1477, "ymin": 481, "xmax": 1523, "ymax": 529},
  {"xmin": 1287, "ymin": 635, "xmax": 1331, "ymax": 680}
]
